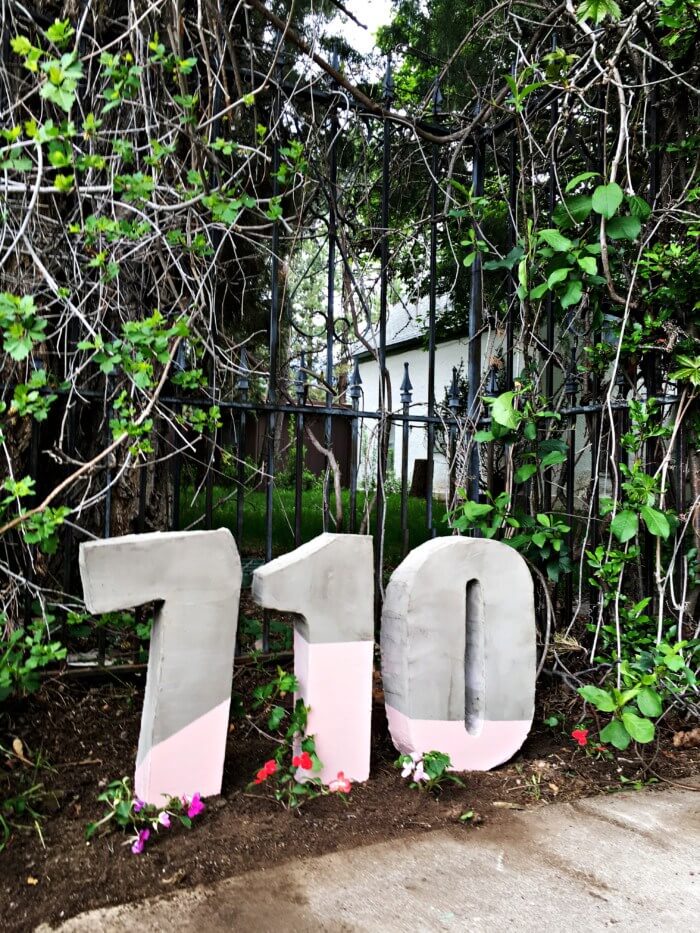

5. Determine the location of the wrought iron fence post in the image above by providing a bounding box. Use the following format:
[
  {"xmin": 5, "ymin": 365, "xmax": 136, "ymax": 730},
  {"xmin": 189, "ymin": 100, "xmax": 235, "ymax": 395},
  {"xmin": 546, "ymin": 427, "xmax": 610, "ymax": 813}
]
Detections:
[
  {"xmin": 564, "ymin": 346, "xmax": 578, "ymax": 626},
  {"xmin": 375, "ymin": 56, "xmax": 393, "ymax": 621},
  {"xmin": 294, "ymin": 353, "xmax": 307, "ymax": 547},
  {"xmin": 400, "ymin": 362, "xmax": 413, "ymax": 557},
  {"xmin": 348, "ymin": 359, "xmax": 362, "ymax": 534},
  {"xmin": 426, "ymin": 78, "xmax": 441, "ymax": 537},
  {"xmin": 235, "ymin": 348, "xmax": 249, "ymax": 547},
  {"xmin": 467, "ymin": 125, "xmax": 485, "ymax": 503},
  {"xmin": 323, "ymin": 49, "xmax": 339, "ymax": 534}
]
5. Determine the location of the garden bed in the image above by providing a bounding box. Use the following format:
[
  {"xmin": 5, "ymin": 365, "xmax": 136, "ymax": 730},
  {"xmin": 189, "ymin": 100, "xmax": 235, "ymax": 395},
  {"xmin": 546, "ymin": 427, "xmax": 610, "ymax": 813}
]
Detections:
[{"xmin": 1, "ymin": 670, "xmax": 698, "ymax": 933}]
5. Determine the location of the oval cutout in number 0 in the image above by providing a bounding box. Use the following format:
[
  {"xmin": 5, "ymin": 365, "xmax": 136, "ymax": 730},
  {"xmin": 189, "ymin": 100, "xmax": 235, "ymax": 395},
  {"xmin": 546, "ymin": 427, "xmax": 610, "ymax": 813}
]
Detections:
[{"xmin": 380, "ymin": 537, "xmax": 536, "ymax": 770}]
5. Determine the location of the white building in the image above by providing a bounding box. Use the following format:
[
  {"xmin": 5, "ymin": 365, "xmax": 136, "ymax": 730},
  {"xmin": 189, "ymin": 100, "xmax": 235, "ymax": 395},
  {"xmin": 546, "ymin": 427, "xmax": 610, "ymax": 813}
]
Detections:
[{"xmin": 353, "ymin": 296, "xmax": 491, "ymax": 495}]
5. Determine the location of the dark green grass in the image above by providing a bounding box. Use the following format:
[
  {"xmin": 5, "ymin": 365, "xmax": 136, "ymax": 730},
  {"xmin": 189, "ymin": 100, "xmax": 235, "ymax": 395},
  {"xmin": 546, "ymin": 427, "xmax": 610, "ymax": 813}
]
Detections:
[{"xmin": 179, "ymin": 483, "xmax": 449, "ymax": 563}]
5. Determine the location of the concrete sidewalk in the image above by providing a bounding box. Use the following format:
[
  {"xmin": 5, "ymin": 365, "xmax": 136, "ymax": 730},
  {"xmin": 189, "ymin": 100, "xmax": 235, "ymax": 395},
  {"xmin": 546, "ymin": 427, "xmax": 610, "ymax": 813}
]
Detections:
[{"xmin": 40, "ymin": 780, "xmax": 699, "ymax": 933}]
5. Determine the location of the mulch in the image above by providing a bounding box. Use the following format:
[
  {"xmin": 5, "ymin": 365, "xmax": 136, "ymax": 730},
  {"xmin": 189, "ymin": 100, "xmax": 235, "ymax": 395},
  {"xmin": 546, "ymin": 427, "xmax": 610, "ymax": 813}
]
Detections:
[{"xmin": 1, "ymin": 668, "xmax": 698, "ymax": 932}]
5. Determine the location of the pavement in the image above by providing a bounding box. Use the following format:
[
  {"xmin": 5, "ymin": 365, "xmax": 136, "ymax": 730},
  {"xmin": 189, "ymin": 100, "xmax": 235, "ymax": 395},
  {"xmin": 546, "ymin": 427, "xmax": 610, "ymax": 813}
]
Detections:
[{"xmin": 38, "ymin": 779, "xmax": 699, "ymax": 933}]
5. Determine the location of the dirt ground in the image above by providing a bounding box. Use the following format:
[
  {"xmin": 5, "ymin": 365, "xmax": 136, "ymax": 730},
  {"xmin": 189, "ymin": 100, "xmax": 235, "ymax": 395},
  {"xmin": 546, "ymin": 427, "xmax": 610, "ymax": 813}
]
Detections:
[{"xmin": 1, "ymin": 668, "xmax": 698, "ymax": 933}]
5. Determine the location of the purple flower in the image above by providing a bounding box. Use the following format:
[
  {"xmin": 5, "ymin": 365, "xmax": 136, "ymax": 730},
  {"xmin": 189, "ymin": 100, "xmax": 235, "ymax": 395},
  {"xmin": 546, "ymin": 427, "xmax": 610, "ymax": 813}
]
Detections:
[
  {"xmin": 133, "ymin": 797, "xmax": 145, "ymax": 813},
  {"xmin": 131, "ymin": 829, "xmax": 150, "ymax": 854},
  {"xmin": 158, "ymin": 811, "xmax": 171, "ymax": 828},
  {"xmin": 186, "ymin": 792, "xmax": 205, "ymax": 819}
]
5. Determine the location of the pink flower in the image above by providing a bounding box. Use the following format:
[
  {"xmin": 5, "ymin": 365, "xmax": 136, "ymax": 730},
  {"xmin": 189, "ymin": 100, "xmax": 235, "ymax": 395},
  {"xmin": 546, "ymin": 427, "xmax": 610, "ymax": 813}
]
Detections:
[
  {"xmin": 186, "ymin": 792, "xmax": 205, "ymax": 819},
  {"xmin": 158, "ymin": 811, "xmax": 171, "ymax": 828},
  {"xmin": 328, "ymin": 771, "xmax": 352, "ymax": 794},
  {"xmin": 133, "ymin": 797, "xmax": 145, "ymax": 813},
  {"xmin": 131, "ymin": 829, "xmax": 150, "ymax": 854}
]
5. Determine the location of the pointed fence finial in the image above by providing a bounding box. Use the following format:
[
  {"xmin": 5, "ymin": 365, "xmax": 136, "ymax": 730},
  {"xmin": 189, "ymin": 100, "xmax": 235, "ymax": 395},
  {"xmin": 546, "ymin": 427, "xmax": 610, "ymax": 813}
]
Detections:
[
  {"xmin": 296, "ymin": 351, "xmax": 307, "ymax": 402},
  {"xmin": 400, "ymin": 361, "xmax": 413, "ymax": 405},
  {"xmin": 448, "ymin": 366, "xmax": 460, "ymax": 411},
  {"xmin": 348, "ymin": 357, "xmax": 363, "ymax": 402},
  {"xmin": 486, "ymin": 363, "xmax": 499, "ymax": 398},
  {"xmin": 383, "ymin": 56, "xmax": 394, "ymax": 104},
  {"xmin": 433, "ymin": 78, "xmax": 443, "ymax": 115}
]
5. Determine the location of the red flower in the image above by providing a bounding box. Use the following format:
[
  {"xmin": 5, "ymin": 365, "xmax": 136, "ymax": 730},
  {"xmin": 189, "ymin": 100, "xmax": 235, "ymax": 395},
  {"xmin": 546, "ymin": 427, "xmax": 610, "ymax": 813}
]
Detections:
[
  {"xmin": 263, "ymin": 759, "xmax": 277, "ymax": 776},
  {"xmin": 293, "ymin": 751, "xmax": 313, "ymax": 770},
  {"xmin": 571, "ymin": 728, "xmax": 589, "ymax": 747},
  {"xmin": 254, "ymin": 768, "xmax": 268, "ymax": 784}
]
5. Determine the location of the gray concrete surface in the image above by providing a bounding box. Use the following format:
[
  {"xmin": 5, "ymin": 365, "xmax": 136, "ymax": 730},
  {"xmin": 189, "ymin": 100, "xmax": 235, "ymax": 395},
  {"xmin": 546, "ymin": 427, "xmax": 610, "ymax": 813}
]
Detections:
[{"xmin": 39, "ymin": 781, "xmax": 699, "ymax": 933}]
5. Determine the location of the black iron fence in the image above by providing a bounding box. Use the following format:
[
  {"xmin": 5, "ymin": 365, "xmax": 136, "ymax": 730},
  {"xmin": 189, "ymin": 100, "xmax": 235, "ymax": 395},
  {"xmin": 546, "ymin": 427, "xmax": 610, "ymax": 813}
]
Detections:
[{"xmin": 5, "ymin": 52, "xmax": 685, "ymax": 669}]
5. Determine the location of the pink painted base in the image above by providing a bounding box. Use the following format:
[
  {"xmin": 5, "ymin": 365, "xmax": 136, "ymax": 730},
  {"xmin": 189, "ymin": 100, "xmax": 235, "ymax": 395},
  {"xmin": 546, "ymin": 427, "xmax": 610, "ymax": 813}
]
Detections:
[
  {"xmin": 294, "ymin": 631, "xmax": 373, "ymax": 784},
  {"xmin": 386, "ymin": 705, "xmax": 531, "ymax": 771},
  {"xmin": 135, "ymin": 697, "xmax": 231, "ymax": 805}
]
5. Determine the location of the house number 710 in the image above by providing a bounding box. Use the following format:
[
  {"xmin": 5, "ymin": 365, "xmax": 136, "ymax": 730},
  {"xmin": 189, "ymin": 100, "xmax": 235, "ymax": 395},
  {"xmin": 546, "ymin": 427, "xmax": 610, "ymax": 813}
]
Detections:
[{"xmin": 79, "ymin": 531, "xmax": 535, "ymax": 804}]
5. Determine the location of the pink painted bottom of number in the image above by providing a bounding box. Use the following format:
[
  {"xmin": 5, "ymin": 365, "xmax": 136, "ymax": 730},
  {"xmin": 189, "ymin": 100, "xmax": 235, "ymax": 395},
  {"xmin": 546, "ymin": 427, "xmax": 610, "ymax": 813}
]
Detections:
[
  {"xmin": 386, "ymin": 704, "xmax": 531, "ymax": 771},
  {"xmin": 135, "ymin": 697, "xmax": 231, "ymax": 805},
  {"xmin": 294, "ymin": 631, "xmax": 373, "ymax": 784}
]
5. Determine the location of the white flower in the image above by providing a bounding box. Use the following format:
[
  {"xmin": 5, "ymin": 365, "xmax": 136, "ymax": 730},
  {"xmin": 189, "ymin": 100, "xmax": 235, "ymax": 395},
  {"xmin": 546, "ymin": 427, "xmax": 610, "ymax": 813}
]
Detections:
[{"xmin": 413, "ymin": 761, "xmax": 429, "ymax": 782}]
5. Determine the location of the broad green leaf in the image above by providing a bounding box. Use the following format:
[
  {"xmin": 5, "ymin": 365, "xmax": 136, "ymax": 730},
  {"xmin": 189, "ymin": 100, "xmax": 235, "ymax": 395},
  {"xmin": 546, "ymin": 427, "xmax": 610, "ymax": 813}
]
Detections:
[
  {"xmin": 592, "ymin": 182, "xmax": 624, "ymax": 219},
  {"xmin": 636, "ymin": 687, "xmax": 662, "ymax": 718},
  {"xmin": 540, "ymin": 450, "xmax": 567, "ymax": 469},
  {"xmin": 578, "ymin": 685, "xmax": 616, "ymax": 712},
  {"xmin": 578, "ymin": 0, "xmax": 622, "ymax": 24},
  {"xmin": 530, "ymin": 282, "xmax": 550, "ymax": 300},
  {"xmin": 621, "ymin": 711, "xmax": 655, "ymax": 743},
  {"xmin": 553, "ymin": 194, "xmax": 594, "ymax": 227},
  {"xmin": 577, "ymin": 255, "xmax": 597, "ymax": 276},
  {"xmin": 611, "ymin": 509, "xmax": 638, "ymax": 543},
  {"xmin": 565, "ymin": 171, "xmax": 600, "ymax": 193},
  {"xmin": 515, "ymin": 463, "xmax": 538, "ymax": 484},
  {"xmin": 560, "ymin": 277, "xmax": 583, "ymax": 309},
  {"xmin": 539, "ymin": 228, "xmax": 573, "ymax": 252},
  {"xmin": 547, "ymin": 267, "xmax": 570, "ymax": 288},
  {"xmin": 628, "ymin": 195, "xmax": 651, "ymax": 221},
  {"xmin": 490, "ymin": 391, "xmax": 522, "ymax": 429},
  {"xmin": 600, "ymin": 719, "xmax": 631, "ymax": 750},
  {"xmin": 640, "ymin": 505, "xmax": 670, "ymax": 539},
  {"xmin": 606, "ymin": 215, "xmax": 642, "ymax": 240}
]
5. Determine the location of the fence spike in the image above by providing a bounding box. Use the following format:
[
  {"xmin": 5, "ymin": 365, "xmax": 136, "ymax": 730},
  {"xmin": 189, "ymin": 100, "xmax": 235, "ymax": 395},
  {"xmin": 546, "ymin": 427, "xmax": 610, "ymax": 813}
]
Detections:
[
  {"xmin": 400, "ymin": 361, "xmax": 413, "ymax": 405},
  {"xmin": 448, "ymin": 366, "xmax": 460, "ymax": 411},
  {"xmin": 348, "ymin": 356, "xmax": 363, "ymax": 401}
]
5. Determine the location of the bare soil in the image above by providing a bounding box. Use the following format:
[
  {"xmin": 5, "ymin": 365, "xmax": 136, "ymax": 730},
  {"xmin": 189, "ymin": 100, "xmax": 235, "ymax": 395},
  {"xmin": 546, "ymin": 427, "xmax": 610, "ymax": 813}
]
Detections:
[{"xmin": 1, "ymin": 670, "xmax": 698, "ymax": 933}]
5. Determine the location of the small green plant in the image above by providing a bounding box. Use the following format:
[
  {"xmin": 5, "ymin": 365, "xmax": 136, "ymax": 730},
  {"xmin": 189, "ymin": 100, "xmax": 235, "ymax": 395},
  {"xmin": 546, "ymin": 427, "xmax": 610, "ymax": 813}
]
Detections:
[
  {"xmin": 396, "ymin": 751, "xmax": 464, "ymax": 793},
  {"xmin": 0, "ymin": 615, "xmax": 66, "ymax": 701},
  {"xmin": 86, "ymin": 777, "xmax": 204, "ymax": 854},
  {"xmin": 577, "ymin": 641, "xmax": 696, "ymax": 750}
]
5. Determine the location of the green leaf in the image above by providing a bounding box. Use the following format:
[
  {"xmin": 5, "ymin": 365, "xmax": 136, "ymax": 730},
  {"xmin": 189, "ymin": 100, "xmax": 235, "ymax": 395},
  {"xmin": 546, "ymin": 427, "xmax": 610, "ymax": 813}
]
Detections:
[
  {"xmin": 559, "ymin": 277, "xmax": 583, "ymax": 309},
  {"xmin": 606, "ymin": 215, "xmax": 642, "ymax": 241},
  {"xmin": 636, "ymin": 687, "xmax": 663, "ymax": 718},
  {"xmin": 621, "ymin": 711, "xmax": 655, "ymax": 744},
  {"xmin": 547, "ymin": 267, "xmax": 570, "ymax": 288},
  {"xmin": 554, "ymin": 195, "xmax": 594, "ymax": 227},
  {"xmin": 577, "ymin": 255, "xmax": 597, "ymax": 276},
  {"xmin": 490, "ymin": 391, "xmax": 522, "ymax": 429},
  {"xmin": 540, "ymin": 450, "xmax": 567, "ymax": 469},
  {"xmin": 628, "ymin": 196, "xmax": 651, "ymax": 221},
  {"xmin": 592, "ymin": 183, "xmax": 624, "ymax": 219},
  {"xmin": 539, "ymin": 229, "xmax": 573, "ymax": 252},
  {"xmin": 565, "ymin": 171, "xmax": 600, "ymax": 192},
  {"xmin": 578, "ymin": 685, "xmax": 616, "ymax": 712},
  {"xmin": 578, "ymin": 0, "xmax": 622, "ymax": 24},
  {"xmin": 611, "ymin": 509, "xmax": 638, "ymax": 543},
  {"xmin": 600, "ymin": 719, "xmax": 631, "ymax": 750},
  {"xmin": 640, "ymin": 505, "xmax": 670, "ymax": 539},
  {"xmin": 515, "ymin": 464, "xmax": 538, "ymax": 484}
]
